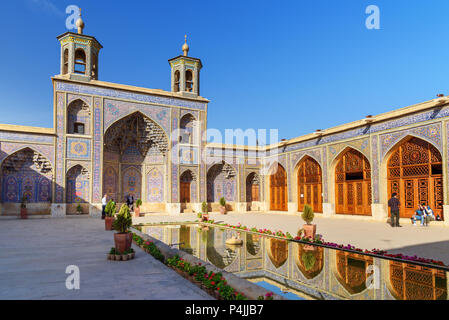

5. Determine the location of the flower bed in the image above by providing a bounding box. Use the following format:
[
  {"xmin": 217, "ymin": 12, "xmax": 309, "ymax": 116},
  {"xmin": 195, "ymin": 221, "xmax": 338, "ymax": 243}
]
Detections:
[
  {"xmin": 201, "ymin": 220, "xmax": 447, "ymax": 267},
  {"xmin": 131, "ymin": 233, "xmax": 267, "ymax": 300},
  {"xmin": 166, "ymin": 255, "xmax": 248, "ymax": 300}
]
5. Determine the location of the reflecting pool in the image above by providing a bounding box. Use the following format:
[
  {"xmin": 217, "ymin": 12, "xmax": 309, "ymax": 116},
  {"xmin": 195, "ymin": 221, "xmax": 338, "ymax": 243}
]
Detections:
[{"xmin": 138, "ymin": 223, "xmax": 449, "ymax": 300}]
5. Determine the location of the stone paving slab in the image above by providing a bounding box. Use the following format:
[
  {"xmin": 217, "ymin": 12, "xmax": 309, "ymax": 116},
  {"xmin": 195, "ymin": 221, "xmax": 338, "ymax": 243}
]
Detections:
[
  {"xmin": 136, "ymin": 212, "xmax": 449, "ymax": 265},
  {"xmin": 0, "ymin": 218, "xmax": 213, "ymax": 300}
]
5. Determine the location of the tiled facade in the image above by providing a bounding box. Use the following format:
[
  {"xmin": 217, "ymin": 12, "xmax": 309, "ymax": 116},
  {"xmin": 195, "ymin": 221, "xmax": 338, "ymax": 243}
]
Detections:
[{"xmin": 0, "ymin": 26, "xmax": 448, "ymax": 224}]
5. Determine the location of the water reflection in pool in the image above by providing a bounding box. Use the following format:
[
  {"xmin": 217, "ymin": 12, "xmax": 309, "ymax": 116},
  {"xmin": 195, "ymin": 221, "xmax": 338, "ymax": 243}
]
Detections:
[{"xmin": 139, "ymin": 223, "xmax": 448, "ymax": 300}]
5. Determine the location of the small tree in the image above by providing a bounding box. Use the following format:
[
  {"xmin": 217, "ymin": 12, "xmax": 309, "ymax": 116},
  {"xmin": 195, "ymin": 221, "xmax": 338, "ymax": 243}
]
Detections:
[
  {"xmin": 302, "ymin": 204, "xmax": 314, "ymax": 225},
  {"xmin": 135, "ymin": 199, "xmax": 142, "ymax": 208},
  {"xmin": 201, "ymin": 201, "xmax": 208, "ymax": 214},
  {"xmin": 105, "ymin": 200, "xmax": 116, "ymax": 217},
  {"xmin": 113, "ymin": 204, "xmax": 132, "ymax": 233},
  {"xmin": 219, "ymin": 197, "xmax": 226, "ymax": 207},
  {"xmin": 302, "ymin": 251, "xmax": 317, "ymax": 271}
]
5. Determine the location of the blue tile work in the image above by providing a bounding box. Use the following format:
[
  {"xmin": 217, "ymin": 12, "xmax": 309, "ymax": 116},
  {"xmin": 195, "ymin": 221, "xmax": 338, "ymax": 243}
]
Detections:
[
  {"xmin": 92, "ymin": 97, "xmax": 102, "ymax": 202},
  {"xmin": 0, "ymin": 132, "xmax": 53, "ymax": 144},
  {"xmin": 322, "ymin": 147, "xmax": 328, "ymax": 202},
  {"xmin": 0, "ymin": 142, "xmax": 54, "ymax": 167},
  {"xmin": 55, "ymin": 81, "xmax": 207, "ymax": 111},
  {"xmin": 371, "ymin": 135, "xmax": 379, "ymax": 203},
  {"xmin": 179, "ymin": 146, "xmax": 198, "ymax": 165},
  {"xmin": 379, "ymin": 123, "xmax": 442, "ymax": 159},
  {"xmin": 66, "ymin": 137, "xmax": 91, "ymax": 159},
  {"xmin": 274, "ymin": 106, "xmax": 449, "ymax": 155},
  {"xmin": 103, "ymin": 99, "xmax": 170, "ymax": 135},
  {"xmin": 55, "ymin": 93, "xmax": 64, "ymax": 203}
]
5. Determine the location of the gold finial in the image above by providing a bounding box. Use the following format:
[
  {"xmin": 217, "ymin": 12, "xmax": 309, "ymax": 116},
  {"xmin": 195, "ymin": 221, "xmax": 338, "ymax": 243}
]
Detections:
[
  {"xmin": 182, "ymin": 34, "xmax": 189, "ymax": 56},
  {"xmin": 76, "ymin": 8, "xmax": 85, "ymax": 34}
]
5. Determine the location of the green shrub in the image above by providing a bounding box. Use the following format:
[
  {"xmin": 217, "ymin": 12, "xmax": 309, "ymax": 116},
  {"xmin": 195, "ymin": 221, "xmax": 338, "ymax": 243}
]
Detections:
[
  {"xmin": 302, "ymin": 204, "xmax": 314, "ymax": 225},
  {"xmin": 76, "ymin": 203, "xmax": 83, "ymax": 214},
  {"xmin": 219, "ymin": 197, "xmax": 226, "ymax": 207},
  {"xmin": 201, "ymin": 201, "xmax": 208, "ymax": 214},
  {"xmin": 105, "ymin": 200, "xmax": 116, "ymax": 217},
  {"xmin": 135, "ymin": 199, "xmax": 142, "ymax": 208},
  {"xmin": 113, "ymin": 204, "xmax": 132, "ymax": 233}
]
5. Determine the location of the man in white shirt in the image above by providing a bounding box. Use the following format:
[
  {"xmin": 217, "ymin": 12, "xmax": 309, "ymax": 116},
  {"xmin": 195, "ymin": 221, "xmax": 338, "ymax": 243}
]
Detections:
[{"xmin": 101, "ymin": 194, "xmax": 107, "ymax": 219}]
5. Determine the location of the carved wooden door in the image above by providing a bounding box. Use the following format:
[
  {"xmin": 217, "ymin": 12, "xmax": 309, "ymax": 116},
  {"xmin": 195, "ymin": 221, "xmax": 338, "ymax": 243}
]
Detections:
[
  {"xmin": 387, "ymin": 137, "xmax": 443, "ymax": 219},
  {"xmin": 335, "ymin": 149, "xmax": 371, "ymax": 215},
  {"xmin": 270, "ymin": 164, "xmax": 287, "ymax": 211},
  {"xmin": 297, "ymin": 156, "xmax": 322, "ymax": 213}
]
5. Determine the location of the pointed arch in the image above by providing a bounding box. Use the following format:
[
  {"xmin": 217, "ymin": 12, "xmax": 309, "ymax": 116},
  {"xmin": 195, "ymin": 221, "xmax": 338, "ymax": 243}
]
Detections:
[
  {"xmin": 269, "ymin": 162, "xmax": 287, "ymax": 211},
  {"xmin": 296, "ymin": 156, "xmax": 322, "ymax": 213},
  {"xmin": 207, "ymin": 161, "xmax": 236, "ymax": 203},
  {"xmin": 67, "ymin": 99, "xmax": 90, "ymax": 134},
  {"xmin": 180, "ymin": 113, "xmax": 197, "ymax": 145},
  {"xmin": 1, "ymin": 147, "xmax": 53, "ymax": 204},
  {"xmin": 66, "ymin": 164, "xmax": 89, "ymax": 205},
  {"xmin": 333, "ymin": 147, "xmax": 372, "ymax": 215},
  {"xmin": 334, "ymin": 251, "xmax": 373, "ymax": 295},
  {"xmin": 104, "ymin": 111, "xmax": 168, "ymax": 157},
  {"xmin": 382, "ymin": 135, "xmax": 443, "ymax": 219},
  {"xmin": 386, "ymin": 261, "xmax": 447, "ymax": 300}
]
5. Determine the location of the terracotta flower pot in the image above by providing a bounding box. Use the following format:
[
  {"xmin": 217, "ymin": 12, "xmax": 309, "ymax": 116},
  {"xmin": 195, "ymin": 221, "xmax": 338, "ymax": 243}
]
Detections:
[
  {"xmin": 125, "ymin": 232, "xmax": 133, "ymax": 249},
  {"xmin": 114, "ymin": 233, "xmax": 132, "ymax": 254},
  {"xmin": 219, "ymin": 206, "xmax": 227, "ymax": 215},
  {"xmin": 122, "ymin": 254, "xmax": 129, "ymax": 261},
  {"xmin": 105, "ymin": 217, "xmax": 115, "ymax": 230},
  {"xmin": 134, "ymin": 207, "xmax": 140, "ymax": 218},
  {"xmin": 114, "ymin": 254, "xmax": 122, "ymax": 261},
  {"xmin": 303, "ymin": 224, "xmax": 316, "ymax": 240},
  {"xmin": 20, "ymin": 208, "xmax": 28, "ymax": 219}
]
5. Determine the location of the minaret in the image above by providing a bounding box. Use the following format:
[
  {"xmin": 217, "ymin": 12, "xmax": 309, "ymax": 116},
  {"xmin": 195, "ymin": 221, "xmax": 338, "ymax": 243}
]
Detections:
[
  {"xmin": 168, "ymin": 35, "xmax": 202, "ymax": 96},
  {"xmin": 56, "ymin": 9, "xmax": 103, "ymax": 82}
]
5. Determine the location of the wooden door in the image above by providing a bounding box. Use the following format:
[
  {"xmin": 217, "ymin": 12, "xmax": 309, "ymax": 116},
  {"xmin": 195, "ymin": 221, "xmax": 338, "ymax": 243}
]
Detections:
[
  {"xmin": 297, "ymin": 157, "xmax": 322, "ymax": 213},
  {"xmin": 180, "ymin": 182, "xmax": 190, "ymax": 203},
  {"xmin": 270, "ymin": 164, "xmax": 287, "ymax": 211},
  {"xmin": 335, "ymin": 149, "xmax": 371, "ymax": 215},
  {"xmin": 387, "ymin": 137, "xmax": 443, "ymax": 219}
]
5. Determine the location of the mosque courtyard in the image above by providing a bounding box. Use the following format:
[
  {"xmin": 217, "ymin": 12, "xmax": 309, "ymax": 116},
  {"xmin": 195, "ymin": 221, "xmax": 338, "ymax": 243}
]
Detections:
[{"xmin": 1, "ymin": 212, "xmax": 449, "ymax": 300}]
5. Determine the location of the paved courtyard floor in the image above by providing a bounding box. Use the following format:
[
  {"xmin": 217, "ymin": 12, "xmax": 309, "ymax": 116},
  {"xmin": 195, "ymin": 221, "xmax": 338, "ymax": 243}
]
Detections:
[
  {"xmin": 136, "ymin": 212, "xmax": 449, "ymax": 265},
  {"xmin": 0, "ymin": 217, "xmax": 212, "ymax": 300}
]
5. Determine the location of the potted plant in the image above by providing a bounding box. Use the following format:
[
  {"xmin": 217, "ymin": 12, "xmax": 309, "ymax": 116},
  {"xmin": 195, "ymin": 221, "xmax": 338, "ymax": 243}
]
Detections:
[
  {"xmin": 134, "ymin": 199, "xmax": 142, "ymax": 217},
  {"xmin": 20, "ymin": 195, "xmax": 28, "ymax": 219},
  {"xmin": 201, "ymin": 201, "xmax": 209, "ymax": 220},
  {"xmin": 108, "ymin": 247, "xmax": 116, "ymax": 260},
  {"xmin": 104, "ymin": 200, "xmax": 116, "ymax": 231},
  {"xmin": 76, "ymin": 203, "xmax": 83, "ymax": 215},
  {"xmin": 219, "ymin": 197, "xmax": 227, "ymax": 214},
  {"xmin": 302, "ymin": 204, "xmax": 316, "ymax": 240},
  {"xmin": 113, "ymin": 204, "xmax": 132, "ymax": 254}
]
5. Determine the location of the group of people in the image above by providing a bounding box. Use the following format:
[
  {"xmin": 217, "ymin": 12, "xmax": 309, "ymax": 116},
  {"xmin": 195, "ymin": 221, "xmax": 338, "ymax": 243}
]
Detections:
[
  {"xmin": 101, "ymin": 194, "xmax": 134, "ymax": 219},
  {"xmin": 388, "ymin": 192, "xmax": 441, "ymax": 227}
]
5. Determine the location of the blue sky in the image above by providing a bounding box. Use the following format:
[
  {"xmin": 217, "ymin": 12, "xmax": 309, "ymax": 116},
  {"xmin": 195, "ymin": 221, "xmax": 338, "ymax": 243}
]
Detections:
[{"xmin": 1, "ymin": 0, "xmax": 449, "ymax": 142}]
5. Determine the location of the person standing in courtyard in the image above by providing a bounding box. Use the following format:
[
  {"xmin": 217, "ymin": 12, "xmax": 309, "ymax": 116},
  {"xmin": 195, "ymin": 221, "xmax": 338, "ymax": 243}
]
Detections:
[
  {"xmin": 388, "ymin": 193, "xmax": 401, "ymax": 227},
  {"xmin": 101, "ymin": 194, "xmax": 107, "ymax": 220}
]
